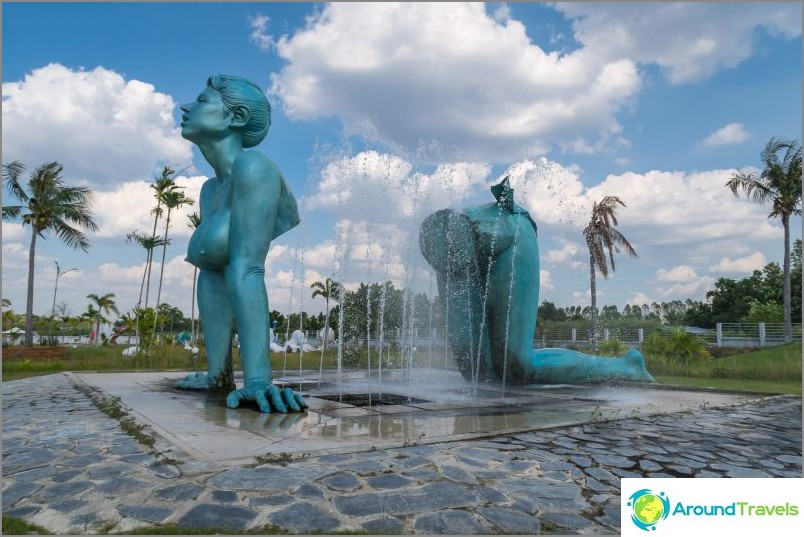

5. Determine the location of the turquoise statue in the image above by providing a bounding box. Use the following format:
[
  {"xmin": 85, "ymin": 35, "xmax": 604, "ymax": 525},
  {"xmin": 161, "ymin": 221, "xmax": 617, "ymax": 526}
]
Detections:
[
  {"xmin": 176, "ymin": 75, "xmax": 307, "ymax": 413},
  {"xmin": 419, "ymin": 177, "xmax": 654, "ymax": 384}
]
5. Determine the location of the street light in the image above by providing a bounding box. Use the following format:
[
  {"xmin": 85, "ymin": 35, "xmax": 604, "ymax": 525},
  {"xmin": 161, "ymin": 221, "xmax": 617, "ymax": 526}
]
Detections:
[{"xmin": 52, "ymin": 261, "xmax": 77, "ymax": 317}]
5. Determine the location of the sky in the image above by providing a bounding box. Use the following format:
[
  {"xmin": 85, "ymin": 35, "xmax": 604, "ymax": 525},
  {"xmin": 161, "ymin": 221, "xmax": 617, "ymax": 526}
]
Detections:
[{"xmin": 2, "ymin": 2, "xmax": 802, "ymax": 322}]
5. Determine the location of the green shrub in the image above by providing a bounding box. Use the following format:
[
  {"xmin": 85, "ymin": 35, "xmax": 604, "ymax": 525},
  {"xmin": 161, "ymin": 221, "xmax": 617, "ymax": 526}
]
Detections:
[
  {"xmin": 664, "ymin": 329, "xmax": 710, "ymax": 364},
  {"xmin": 595, "ymin": 338, "xmax": 629, "ymax": 356},
  {"xmin": 642, "ymin": 329, "xmax": 709, "ymax": 365}
]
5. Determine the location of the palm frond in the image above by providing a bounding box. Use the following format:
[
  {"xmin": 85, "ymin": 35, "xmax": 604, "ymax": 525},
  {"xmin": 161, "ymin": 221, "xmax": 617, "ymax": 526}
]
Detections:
[
  {"xmin": 2, "ymin": 161, "xmax": 28, "ymax": 203},
  {"xmin": 2, "ymin": 205, "xmax": 25, "ymax": 220},
  {"xmin": 52, "ymin": 218, "xmax": 91, "ymax": 251},
  {"xmin": 187, "ymin": 212, "xmax": 201, "ymax": 229}
]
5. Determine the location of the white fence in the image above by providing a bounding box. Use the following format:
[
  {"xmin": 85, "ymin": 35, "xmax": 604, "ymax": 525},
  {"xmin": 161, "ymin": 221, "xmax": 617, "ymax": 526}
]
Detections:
[{"xmin": 535, "ymin": 323, "xmax": 801, "ymax": 349}]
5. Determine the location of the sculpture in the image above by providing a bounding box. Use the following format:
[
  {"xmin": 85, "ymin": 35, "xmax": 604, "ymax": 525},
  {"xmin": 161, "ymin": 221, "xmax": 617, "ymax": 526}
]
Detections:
[
  {"xmin": 419, "ymin": 177, "xmax": 654, "ymax": 384},
  {"xmin": 176, "ymin": 75, "xmax": 307, "ymax": 413}
]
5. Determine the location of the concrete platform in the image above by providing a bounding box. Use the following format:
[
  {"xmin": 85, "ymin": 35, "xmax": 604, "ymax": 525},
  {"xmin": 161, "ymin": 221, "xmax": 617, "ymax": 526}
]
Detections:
[{"xmin": 69, "ymin": 369, "xmax": 762, "ymax": 465}]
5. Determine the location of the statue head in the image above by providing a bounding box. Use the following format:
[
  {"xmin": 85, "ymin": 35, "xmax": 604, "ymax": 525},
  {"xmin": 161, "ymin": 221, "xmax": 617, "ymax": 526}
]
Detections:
[{"xmin": 181, "ymin": 75, "xmax": 271, "ymax": 148}]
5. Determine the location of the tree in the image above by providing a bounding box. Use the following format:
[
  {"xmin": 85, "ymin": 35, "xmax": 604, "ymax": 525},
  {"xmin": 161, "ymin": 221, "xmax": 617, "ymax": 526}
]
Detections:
[
  {"xmin": 537, "ymin": 301, "xmax": 567, "ymax": 324},
  {"xmin": 86, "ymin": 293, "xmax": 119, "ymax": 346},
  {"xmin": 583, "ymin": 196, "xmax": 638, "ymax": 348},
  {"xmin": 310, "ymin": 278, "xmax": 340, "ymax": 349},
  {"xmin": 3, "ymin": 161, "xmax": 98, "ymax": 345},
  {"xmin": 187, "ymin": 212, "xmax": 201, "ymax": 345},
  {"xmin": 144, "ymin": 166, "xmax": 179, "ymax": 310},
  {"xmin": 126, "ymin": 230, "xmax": 169, "ymax": 311},
  {"xmin": 791, "ymin": 239, "xmax": 802, "ymax": 323},
  {"xmin": 727, "ymin": 138, "xmax": 802, "ymax": 342},
  {"xmin": 126, "ymin": 230, "xmax": 168, "ymax": 344},
  {"xmin": 155, "ymin": 187, "xmax": 194, "ymax": 307}
]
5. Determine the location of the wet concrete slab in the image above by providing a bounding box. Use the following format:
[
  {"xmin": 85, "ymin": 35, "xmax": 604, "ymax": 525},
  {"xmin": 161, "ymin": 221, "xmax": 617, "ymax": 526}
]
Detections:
[{"xmin": 68, "ymin": 369, "xmax": 763, "ymax": 465}]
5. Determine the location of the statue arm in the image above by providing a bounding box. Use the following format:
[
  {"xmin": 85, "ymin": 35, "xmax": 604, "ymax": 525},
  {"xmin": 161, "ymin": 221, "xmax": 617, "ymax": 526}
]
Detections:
[
  {"xmin": 223, "ymin": 153, "xmax": 306, "ymax": 413},
  {"xmin": 226, "ymin": 152, "xmax": 277, "ymax": 388}
]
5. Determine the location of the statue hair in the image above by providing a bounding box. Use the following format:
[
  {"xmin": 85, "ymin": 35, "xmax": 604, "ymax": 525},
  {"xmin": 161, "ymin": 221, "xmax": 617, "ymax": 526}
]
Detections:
[{"xmin": 207, "ymin": 75, "xmax": 271, "ymax": 148}]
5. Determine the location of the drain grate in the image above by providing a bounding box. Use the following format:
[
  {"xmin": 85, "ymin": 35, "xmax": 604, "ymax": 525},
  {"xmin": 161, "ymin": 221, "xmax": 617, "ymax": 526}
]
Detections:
[{"xmin": 315, "ymin": 393, "xmax": 431, "ymax": 407}]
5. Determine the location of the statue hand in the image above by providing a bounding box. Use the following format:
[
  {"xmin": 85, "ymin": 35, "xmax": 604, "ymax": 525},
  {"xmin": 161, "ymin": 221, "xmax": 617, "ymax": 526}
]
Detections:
[
  {"xmin": 226, "ymin": 383, "xmax": 308, "ymax": 413},
  {"xmin": 175, "ymin": 372, "xmax": 210, "ymax": 390}
]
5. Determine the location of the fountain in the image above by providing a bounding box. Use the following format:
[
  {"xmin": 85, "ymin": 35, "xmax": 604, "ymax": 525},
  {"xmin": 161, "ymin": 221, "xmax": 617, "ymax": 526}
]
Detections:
[{"xmin": 419, "ymin": 176, "xmax": 655, "ymax": 387}]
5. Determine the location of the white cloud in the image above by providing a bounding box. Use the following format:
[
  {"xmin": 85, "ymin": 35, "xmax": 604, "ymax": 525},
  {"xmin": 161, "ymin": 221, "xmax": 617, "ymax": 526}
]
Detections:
[
  {"xmin": 93, "ymin": 174, "xmax": 204, "ymax": 239},
  {"xmin": 545, "ymin": 242, "xmax": 583, "ymax": 268},
  {"xmin": 656, "ymin": 265, "xmax": 698, "ymax": 282},
  {"xmin": 2, "ymin": 222, "xmax": 26, "ymax": 242},
  {"xmin": 249, "ymin": 14, "xmax": 276, "ymax": 50},
  {"xmin": 709, "ymin": 252, "xmax": 767, "ymax": 274},
  {"xmin": 656, "ymin": 277, "xmax": 716, "ymax": 299},
  {"xmin": 491, "ymin": 3, "xmax": 511, "ymax": 23},
  {"xmin": 584, "ymin": 168, "xmax": 780, "ymax": 249},
  {"xmin": 702, "ymin": 122, "xmax": 750, "ymax": 147},
  {"xmin": 556, "ymin": 3, "xmax": 801, "ymax": 84},
  {"xmin": 540, "ymin": 269, "xmax": 554, "ymax": 290},
  {"xmin": 270, "ymin": 3, "xmax": 641, "ymax": 161},
  {"xmin": 2, "ymin": 242, "xmax": 29, "ymax": 271},
  {"xmin": 269, "ymin": 3, "xmax": 799, "ymax": 161},
  {"xmin": 2, "ymin": 63, "xmax": 192, "ymax": 188},
  {"xmin": 306, "ymin": 150, "xmax": 490, "ymax": 221},
  {"xmin": 628, "ymin": 292, "xmax": 654, "ymax": 306},
  {"xmin": 502, "ymin": 158, "xmax": 589, "ymax": 228}
]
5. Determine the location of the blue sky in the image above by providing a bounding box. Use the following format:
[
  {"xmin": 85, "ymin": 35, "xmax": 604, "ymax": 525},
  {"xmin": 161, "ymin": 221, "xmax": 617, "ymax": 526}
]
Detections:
[{"xmin": 2, "ymin": 2, "xmax": 802, "ymax": 321}]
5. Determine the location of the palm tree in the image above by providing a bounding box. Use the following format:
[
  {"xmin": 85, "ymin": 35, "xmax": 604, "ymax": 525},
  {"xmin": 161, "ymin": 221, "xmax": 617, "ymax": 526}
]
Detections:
[
  {"xmin": 126, "ymin": 230, "xmax": 169, "ymax": 346},
  {"xmin": 311, "ymin": 278, "xmax": 341, "ymax": 350},
  {"xmin": 3, "ymin": 161, "xmax": 98, "ymax": 345},
  {"xmin": 187, "ymin": 212, "xmax": 201, "ymax": 346},
  {"xmin": 126, "ymin": 230, "xmax": 169, "ymax": 311},
  {"xmin": 143, "ymin": 166, "xmax": 179, "ymax": 310},
  {"xmin": 86, "ymin": 292, "xmax": 119, "ymax": 346},
  {"xmin": 155, "ymin": 187, "xmax": 194, "ymax": 307},
  {"xmin": 727, "ymin": 138, "xmax": 802, "ymax": 342},
  {"xmin": 583, "ymin": 196, "xmax": 638, "ymax": 349}
]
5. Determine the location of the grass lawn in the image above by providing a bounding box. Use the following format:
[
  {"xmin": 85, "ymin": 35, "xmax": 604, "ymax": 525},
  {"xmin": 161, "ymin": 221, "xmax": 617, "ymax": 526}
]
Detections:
[
  {"xmin": 649, "ymin": 342, "xmax": 802, "ymax": 395},
  {"xmin": 2, "ymin": 516, "xmax": 50, "ymax": 535},
  {"xmin": 655, "ymin": 375, "xmax": 801, "ymax": 395},
  {"xmin": 1, "ymin": 345, "xmax": 403, "ymax": 381},
  {"xmin": 4, "ymin": 343, "xmax": 801, "ymax": 397}
]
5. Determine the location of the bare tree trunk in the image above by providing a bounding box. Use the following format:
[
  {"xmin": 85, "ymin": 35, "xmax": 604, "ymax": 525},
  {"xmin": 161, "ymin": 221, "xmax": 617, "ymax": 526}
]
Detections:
[
  {"xmin": 95, "ymin": 313, "xmax": 102, "ymax": 347},
  {"xmin": 144, "ymin": 203, "xmax": 162, "ymax": 310},
  {"xmin": 323, "ymin": 297, "xmax": 330, "ymax": 350},
  {"xmin": 25, "ymin": 230, "xmax": 38, "ymax": 346},
  {"xmin": 589, "ymin": 252, "xmax": 597, "ymax": 350},
  {"xmin": 783, "ymin": 213, "xmax": 792, "ymax": 343},
  {"xmin": 144, "ymin": 247, "xmax": 154, "ymax": 310},
  {"xmin": 155, "ymin": 209, "xmax": 171, "ymax": 308},
  {"xmin": 134, "ymin": 249, "xmax": 149, "ymax": 347}
]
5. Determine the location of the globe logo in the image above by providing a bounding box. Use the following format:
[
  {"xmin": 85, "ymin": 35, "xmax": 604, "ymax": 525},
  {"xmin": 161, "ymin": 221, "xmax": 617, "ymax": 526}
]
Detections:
[{"xmin": 627, "ymin": 489, "xmax": 670, "ymax": 531}]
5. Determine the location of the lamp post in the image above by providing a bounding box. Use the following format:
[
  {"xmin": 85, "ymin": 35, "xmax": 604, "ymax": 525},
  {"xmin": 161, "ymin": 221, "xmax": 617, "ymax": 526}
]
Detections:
[{"xmin": 52, "ymin": 261, "xmax": 77, "ymax": 317}]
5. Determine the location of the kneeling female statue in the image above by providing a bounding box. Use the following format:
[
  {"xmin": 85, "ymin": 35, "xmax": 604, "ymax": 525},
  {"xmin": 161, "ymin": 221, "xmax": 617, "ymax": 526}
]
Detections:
[{"xmin": 176, "ymin": 75, "xmax": 307, "ymax": 413}]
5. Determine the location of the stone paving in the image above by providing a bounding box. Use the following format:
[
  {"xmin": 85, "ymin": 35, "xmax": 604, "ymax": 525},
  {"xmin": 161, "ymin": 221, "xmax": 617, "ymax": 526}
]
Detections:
[{"xmin": 2, "ymin": 373, "xmax": 801, "ymax": 535}]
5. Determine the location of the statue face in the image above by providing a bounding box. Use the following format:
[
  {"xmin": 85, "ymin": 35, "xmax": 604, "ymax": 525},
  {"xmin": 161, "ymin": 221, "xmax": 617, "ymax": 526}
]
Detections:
[{"xmin": 180, "ymin": 87, "xmax": 231, "ymax": 144}]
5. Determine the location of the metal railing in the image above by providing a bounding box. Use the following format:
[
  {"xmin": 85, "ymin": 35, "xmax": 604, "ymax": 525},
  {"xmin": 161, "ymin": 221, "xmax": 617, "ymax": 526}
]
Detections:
[{"xmin": 534, "ymin": 323, "xmax": 801, "ymax": 349}]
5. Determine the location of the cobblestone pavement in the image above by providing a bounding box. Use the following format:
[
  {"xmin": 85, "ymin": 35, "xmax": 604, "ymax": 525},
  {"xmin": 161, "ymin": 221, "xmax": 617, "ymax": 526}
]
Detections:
[{"xmin": 2, "ymin": 373, "xmax": 801, "ymax": 534}]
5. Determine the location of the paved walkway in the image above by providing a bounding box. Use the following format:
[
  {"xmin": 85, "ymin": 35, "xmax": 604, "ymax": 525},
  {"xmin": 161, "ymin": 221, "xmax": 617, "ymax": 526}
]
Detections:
[{"xmin": 2, "ymin": 373, "xmax": 801, "ymax": 535}]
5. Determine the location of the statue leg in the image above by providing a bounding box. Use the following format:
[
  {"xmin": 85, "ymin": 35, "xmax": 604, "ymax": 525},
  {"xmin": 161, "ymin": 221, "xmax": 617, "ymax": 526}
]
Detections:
[
  {"xmin": 485, "ymin": 215, "xmax": 539, "ymax": 381},
  {"xmin": 176, "ymin": 268, "xmax": 235, "ymax": 390},
  {"xmin": 420, "ymin": 209, "xmax": 493, "ymax": 381},
  {"xmin": 522, "ymin": 347, "xmax": 655, "ymax": 384}
]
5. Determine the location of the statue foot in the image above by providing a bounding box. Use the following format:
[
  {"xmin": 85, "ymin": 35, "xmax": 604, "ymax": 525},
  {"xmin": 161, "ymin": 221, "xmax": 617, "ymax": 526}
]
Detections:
[
  {"xmin": 226, "ymin": 383, "xmax": 308, "ymax": 413},
  {"xmin": 622, "ymin": 348, "xmax": 655, "ymax": 383},
  {"xmin": 176, "ymin": 372, "xmax": 211, "ymax": 390}
]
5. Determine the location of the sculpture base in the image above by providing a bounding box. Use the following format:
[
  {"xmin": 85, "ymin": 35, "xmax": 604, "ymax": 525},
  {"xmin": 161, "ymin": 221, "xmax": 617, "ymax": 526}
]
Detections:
[{"xmin": 68, "ymin": 369, "xmax": 764, "ymax": 466}]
